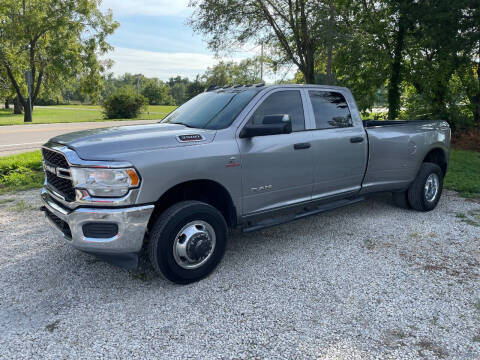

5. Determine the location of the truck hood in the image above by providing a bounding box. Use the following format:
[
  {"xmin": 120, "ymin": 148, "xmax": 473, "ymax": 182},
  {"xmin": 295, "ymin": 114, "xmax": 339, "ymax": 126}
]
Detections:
[{"xmin": 50, "ymin": 123, "xmax": 216, "ymax": 160}]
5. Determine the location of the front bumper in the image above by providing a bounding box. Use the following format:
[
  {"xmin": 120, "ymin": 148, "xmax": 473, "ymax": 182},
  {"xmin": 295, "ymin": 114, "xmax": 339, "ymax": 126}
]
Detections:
[{"xmin": 41, "ymin": 187, "xmax": 154, "ymax": 256}]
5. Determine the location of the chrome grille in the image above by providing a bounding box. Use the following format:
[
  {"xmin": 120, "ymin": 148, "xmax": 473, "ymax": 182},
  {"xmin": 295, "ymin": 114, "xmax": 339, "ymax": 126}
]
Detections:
[
  {"xmin": 42, "ymin": 148, "xmax": 76, "ymax": 202},
  {"xmin": 42, "ymin": 148, "xmax": 69, "ymax": 168}
]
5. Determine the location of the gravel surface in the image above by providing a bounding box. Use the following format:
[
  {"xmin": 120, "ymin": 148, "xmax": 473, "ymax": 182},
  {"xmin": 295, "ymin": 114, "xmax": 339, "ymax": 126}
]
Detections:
[{"xmin": 0, "ymin": 190, "xmax": 479, "ymax": 359}]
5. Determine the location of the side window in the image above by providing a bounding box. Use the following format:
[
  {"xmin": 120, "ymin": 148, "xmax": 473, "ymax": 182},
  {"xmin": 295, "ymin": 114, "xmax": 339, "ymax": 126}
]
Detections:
[
  {"xmin": 250, "ymin": 90, "xmax": 305, "ymax": 132},
  {"xmin": 309, "ymin": 91, "xmax": 353, "ymax": 129}
]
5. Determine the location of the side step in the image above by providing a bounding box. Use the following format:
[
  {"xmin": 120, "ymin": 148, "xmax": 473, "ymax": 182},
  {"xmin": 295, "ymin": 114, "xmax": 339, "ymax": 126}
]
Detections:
[{"xmin": 242, "ymin": 196, "xmax": 365, "ymax": 233}]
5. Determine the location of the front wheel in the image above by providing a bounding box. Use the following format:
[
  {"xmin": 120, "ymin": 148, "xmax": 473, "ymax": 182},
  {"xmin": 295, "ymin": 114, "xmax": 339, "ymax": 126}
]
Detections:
[
  {"xmin": 407, "ymin": 162, "xmax": 444, "ymax": 212},
  {"xmin": 148, "ymin": 201, "xmax": 227, "ymax": 284}
]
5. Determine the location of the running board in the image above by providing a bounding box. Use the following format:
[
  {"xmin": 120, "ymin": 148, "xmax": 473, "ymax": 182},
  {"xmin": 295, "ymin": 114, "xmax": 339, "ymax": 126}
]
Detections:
[{"xmin": 242, "ymin": 196, "xmax": 365, "ymax": 233}]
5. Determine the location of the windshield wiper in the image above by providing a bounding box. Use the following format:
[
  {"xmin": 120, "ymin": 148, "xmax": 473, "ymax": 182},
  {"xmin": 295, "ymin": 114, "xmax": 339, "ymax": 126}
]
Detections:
[{"xmin": 172, "ymin": 122, "xmax": 198, "ymax": 129}]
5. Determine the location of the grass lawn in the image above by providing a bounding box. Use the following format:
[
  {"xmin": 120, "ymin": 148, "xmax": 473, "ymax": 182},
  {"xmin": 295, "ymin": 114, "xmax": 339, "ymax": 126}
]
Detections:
[
  {"xmin": 0, "ymin": 104, "xmax": 177, "ymax": 126},
  {"xmin": 1, "ymin": 148, "xmax": 479, "ymax": 198},
  {"xmin": 444, "ymin": 149, "xmax": 480, "ymax": 198},
  {"xmin": 0, "ymin": 151, "xmax": 43, "ymax": 194}
]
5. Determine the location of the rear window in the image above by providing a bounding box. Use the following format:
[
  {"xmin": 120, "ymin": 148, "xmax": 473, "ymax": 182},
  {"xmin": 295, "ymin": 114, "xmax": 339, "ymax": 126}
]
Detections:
[{"xmin": 309, "ymin": 91, "xmax": 353, "ymax": 129}]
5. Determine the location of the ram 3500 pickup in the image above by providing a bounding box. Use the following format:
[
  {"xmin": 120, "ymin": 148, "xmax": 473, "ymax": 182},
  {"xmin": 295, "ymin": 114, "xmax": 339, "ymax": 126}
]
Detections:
[{"xmin": 40, "ymin": 85, "xmax": 450, "ymax": 283}]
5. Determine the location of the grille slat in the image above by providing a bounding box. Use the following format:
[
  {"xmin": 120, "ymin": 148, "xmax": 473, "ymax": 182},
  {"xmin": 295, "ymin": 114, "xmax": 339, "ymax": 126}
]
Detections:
[
  {"xmin": 42, "ymin": 148, "xmax": 69, "ymax": 168},
  {"xmin": 42, "ymin": 148, "xmax": 76, "ymax": 202}
]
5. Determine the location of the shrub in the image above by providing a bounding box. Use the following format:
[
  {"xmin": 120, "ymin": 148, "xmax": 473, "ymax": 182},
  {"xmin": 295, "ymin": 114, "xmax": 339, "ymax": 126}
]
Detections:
[{"xmin": 102, "ymin": 89, "xmax": 147, "ymax": 119}]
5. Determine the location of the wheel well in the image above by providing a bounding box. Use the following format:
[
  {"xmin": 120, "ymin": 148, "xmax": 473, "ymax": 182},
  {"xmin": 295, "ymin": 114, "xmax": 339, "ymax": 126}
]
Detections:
[
  {"xmin": 148, "ymin": 180, "xmax": 237, "ymax": 230},
  {"xmin": 423, "ymin": 148, "xmax": 447, "ymax": 175}
]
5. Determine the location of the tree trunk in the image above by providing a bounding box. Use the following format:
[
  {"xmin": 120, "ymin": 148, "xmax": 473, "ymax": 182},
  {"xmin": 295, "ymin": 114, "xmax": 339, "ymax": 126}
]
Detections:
[
  {"xmin": 473, "ymin": 95, "xmax": 480, "ymax": 128},
  {"xmin": 23, "ymin": 101, "xmax": 32, "ymax": 122},
  {"xmin": 387, "ymin": 19, "xmax": 405, "ymax": 120},
  {"xmin": 304, "ymin": 50, "xmax": 316, "ymax": 84},
  {"xmin": 305, "ymin": 69, "xmax": 315, "ymax": 84},
  {"xmin": 4, "ymin": 99, "xmax": 9, "ymax": 109},
  {"xmin": 474, "ymin": 61, "xmax": 480, "ymax": 128},
  {"xmin": 326, "ymin": 45, "xmax": 333, "ymax": 85},
  {"xmin": 13, "ymin": 97, "xmax": 23, "ymax": 114},
  {"xmin": 326, "ymin": 0, "xmax": 335, "ymax": 85}
]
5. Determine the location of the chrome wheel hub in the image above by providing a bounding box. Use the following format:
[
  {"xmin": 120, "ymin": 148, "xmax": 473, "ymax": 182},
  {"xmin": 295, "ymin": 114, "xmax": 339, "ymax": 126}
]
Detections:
[
  {"xmin": 173, "ymin": 221, "xmax": 216, "ymax": 269},
  {"xmin": 424, "ymin": 173, "xmax": 439, "ymax": 202}
]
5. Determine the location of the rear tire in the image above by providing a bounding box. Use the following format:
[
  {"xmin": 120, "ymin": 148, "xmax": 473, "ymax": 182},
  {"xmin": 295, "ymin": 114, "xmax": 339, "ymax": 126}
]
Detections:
[
  {"xmin": 148, "ymin": 201, "xmax": 227, "ymax": 284},
  {"xmin": 407, "ymin": 162, "xmax": 443, "ymax": 212}
]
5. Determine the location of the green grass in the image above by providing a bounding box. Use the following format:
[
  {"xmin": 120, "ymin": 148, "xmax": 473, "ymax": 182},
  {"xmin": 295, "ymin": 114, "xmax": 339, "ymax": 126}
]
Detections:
[
  {"xmin": 0, "ymin": 148, "xmax": 479, "ymax": 197},
  {"xmin": 0, "ymin": 104, "xmax": 177, "ymax": 126},
  {"xmin": 0, "ymin": 151, "xmax": 44, "ymax": 194},
  {"xmin": 444, "ymin": 149, "xmax": 480, "ymax": 198}
]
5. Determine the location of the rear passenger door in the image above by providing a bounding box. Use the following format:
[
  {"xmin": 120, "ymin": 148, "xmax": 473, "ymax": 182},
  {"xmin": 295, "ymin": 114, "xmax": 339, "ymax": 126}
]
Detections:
[
  {"xmin": 237, "ymin": 89, "xmax": 314, "ymax": 215},
  {"xmin": 306, "ymin": 90, "xmax": 368, "ymax": 200}
]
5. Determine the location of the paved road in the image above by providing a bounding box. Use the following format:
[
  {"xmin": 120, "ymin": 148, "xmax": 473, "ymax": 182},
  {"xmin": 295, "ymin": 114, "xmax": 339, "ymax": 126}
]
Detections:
[{"xmin": 0, "ymin": 120, "xmax": 159, "ymax": 156}]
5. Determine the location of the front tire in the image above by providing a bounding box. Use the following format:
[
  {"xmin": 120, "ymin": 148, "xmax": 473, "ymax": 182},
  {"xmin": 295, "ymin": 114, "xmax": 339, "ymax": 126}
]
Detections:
[
  {"xmin": 148, "ymin": 201, "xmax": 227, "ymax": 284},
  {"xmin": 407, "ymin": 162, "xmax": 443, "ymax": 212}
]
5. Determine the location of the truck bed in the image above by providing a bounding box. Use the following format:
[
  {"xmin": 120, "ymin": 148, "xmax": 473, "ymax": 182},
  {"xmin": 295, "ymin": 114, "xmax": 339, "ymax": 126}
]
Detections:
[
  {"xmin": 362, "ymin": 119, "xmax": 446, "ymax": 128},
  {"xmin": 361, "ymin": 119, "xmax": 451, "ymax": 194}
]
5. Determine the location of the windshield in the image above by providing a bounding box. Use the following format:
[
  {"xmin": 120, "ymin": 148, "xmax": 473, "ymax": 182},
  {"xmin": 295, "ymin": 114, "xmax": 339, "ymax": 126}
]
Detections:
[{"xmin": 161, "ymin": 89, "xmax": 259, "ymax": 130}]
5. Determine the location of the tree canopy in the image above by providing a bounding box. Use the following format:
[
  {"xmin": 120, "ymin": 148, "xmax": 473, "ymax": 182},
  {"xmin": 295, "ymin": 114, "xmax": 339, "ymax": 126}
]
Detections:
[
  {"xmin": 189, "ymin": 0, "xmax": 337, "ymax": 84},
  {"xmin": 190, "ymin": 0, "xmax": 480, "ymax": 128},
  {"xmin": 201, "ymin": 58, "xmax": 262, "ymax": 86}
]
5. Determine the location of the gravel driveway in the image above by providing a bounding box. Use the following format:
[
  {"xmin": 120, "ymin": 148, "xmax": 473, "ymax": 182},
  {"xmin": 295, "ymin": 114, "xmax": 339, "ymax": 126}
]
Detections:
[{"xmin": 0, "ymin": 190, "xmax": 479, "ymax": 359}]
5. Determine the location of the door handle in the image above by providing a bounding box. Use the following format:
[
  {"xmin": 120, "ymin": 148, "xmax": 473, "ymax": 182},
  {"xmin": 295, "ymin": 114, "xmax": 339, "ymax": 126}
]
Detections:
[
  {"xmin": 294, "ymin": 142, "xmax": 311, "ymax": 150},
  {"xmin": 350, "ymin": 137, "xmax": 364, "ymax": 143}
]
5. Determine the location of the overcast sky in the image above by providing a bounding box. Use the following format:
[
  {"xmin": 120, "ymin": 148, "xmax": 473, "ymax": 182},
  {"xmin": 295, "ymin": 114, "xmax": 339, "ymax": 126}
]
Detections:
[{"xmin": 99, "ymin": 0, "xmax": 260, "ymax": 81}]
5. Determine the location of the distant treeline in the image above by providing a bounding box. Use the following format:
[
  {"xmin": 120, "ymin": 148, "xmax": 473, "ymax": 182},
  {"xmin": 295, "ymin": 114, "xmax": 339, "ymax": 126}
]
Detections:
[{"xmin": 47, "ymin": 58, "xmax": 265, "ymax": 107}]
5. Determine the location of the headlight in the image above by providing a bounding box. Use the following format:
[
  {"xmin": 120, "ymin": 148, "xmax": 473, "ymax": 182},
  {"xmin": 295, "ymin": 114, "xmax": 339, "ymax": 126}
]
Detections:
[{"xmin": 71, "ymin": 167, "xmax": 140, "ymax": 197}]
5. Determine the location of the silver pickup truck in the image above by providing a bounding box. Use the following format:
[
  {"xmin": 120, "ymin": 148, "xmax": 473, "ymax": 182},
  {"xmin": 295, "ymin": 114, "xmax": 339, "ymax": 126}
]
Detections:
[{"xmin": 40, "ymin": 85, "xmax": 450, "ymax": 283}]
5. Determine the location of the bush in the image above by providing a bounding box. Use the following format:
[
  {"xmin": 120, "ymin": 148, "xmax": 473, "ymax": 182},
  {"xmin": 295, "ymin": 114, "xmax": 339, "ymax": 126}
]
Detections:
[
  {"xmin": 102, "ymin": 90, "xmax": 147, "ymax": 119},
  {"xmin": 35, "ymin": 98, "xmax": 59, "ymax": 106},
  {"xmin": 452, "ymin": 128, "xmax": 480, "ymax": 152}
]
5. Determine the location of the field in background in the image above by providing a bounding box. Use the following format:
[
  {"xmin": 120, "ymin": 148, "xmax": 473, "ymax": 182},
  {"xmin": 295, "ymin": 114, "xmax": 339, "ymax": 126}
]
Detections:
[
  {"xmin": 0, "ymin": 105, "xmax": 177, "ymax": 126},
  {"xmin": 1, "ymin": 149, "xmax": 479, "ymax": 198}
]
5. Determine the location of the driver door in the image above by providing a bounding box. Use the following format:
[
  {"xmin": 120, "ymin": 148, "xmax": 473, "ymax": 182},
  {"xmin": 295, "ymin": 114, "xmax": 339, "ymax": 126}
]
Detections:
[{"xmin": 237, "ymin": 89, "xmax": 314, "ymax": 215}]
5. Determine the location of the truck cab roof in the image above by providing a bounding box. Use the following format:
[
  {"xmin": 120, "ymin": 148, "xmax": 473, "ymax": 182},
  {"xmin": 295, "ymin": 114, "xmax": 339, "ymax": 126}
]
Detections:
[{"xmin": 209, "ymin": 83, "xmax": 350, "ymax": 94}]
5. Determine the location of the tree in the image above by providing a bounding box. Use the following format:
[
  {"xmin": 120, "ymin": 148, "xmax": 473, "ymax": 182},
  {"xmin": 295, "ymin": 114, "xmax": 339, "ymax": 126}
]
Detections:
[
  {"xmin": 189, "ymin": 0, "xmax": 340, "ymax": 84},
  {"xmin": 0, "ymin": 69, "xmax": 10, "ymax": 107},
  {"xmin": 170, "ymin": 83, "xmax": 187, "ymax": 105},
  {"xmin": 0, "ymin": 0, "xmax": 118, "ymax": 122},
  {"xmin": 457, "ymin": 1, "xmax": 480, "ymax": 127},
  {"xmin": 401, "ymin": 1, "xmax": 468, "ymax": 122},
  {"xmin": 141, "ymin": 80, "xmax": 175, "ymax": 105},
  {"xmin": 333, "ymin": 0, "xmax": 475, "ymax": 123},
  {"xmin": 186, "ymin": 75, "xmax": 206, "ymax": 101},
  {"xmin": 201, "ymin": 59, "xmax": 262, "ymax": 86},
  {"xmin": 335, "ymin": 0, "xmax": 420, "ymax": 119}
]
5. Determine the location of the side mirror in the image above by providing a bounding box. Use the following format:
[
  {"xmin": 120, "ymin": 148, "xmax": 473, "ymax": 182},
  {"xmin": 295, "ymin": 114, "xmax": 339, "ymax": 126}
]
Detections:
[{"xmin": 239, "ymin": 119, "xmax": 292, "ymax": 138}]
